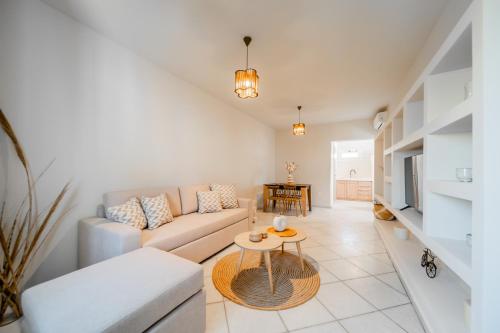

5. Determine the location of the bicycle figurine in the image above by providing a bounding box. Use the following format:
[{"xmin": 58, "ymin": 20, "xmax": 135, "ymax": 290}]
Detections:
[{"xmin": 421, "ymin": 248, "xmax": 437, "ymax": 278}]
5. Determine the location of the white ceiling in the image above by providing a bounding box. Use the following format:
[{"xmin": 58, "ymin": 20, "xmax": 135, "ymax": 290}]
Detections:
[{"xmin": 43, "ymin": 0, "xmax": 449, "ymax": 129}]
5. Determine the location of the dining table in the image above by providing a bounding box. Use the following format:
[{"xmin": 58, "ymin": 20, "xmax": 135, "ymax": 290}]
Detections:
[{"xmin": 262, "ymin": 183, "xmax": 312, "ymax": 216}]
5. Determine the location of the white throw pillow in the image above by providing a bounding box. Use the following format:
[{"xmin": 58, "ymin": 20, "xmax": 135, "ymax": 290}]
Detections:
[
  {"xmin": 210, "ymin": 184, "xmax": 238, "ymax": 209},
  {"xmin": 197, "ymin": 191, "xmax": 223, "ymax": 213},
  {"xmin": 105, "ymin": 197, "xmax": 147, "ymax": 230},
  {"xmin": 141, "ymin": 193, "xmax": 174, "ymax": 230}
]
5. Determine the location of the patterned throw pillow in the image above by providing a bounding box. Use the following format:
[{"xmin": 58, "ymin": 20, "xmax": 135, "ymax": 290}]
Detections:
[
  {"xmin": 210, "ymin": 184, "xmax": 238, "ymax": 209},
  {"xmin": 141, "ymin": 193, "xmax": 174, "ymax": 230},
  {"xmin": 197, "ymin": 191, "xmax": 223, "ymax": 214},
  {"xmin": 105, "ymin": 197, "xmax": 147, "ymax": 230}
]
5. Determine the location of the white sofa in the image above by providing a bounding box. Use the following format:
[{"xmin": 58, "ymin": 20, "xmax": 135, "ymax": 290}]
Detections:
[
  {"xmin": 22, "ymin": 247, "xmax": 205, "ymax": 333},
  {"xmin": 79, "ymin": 185, "xmax": 255, "ymax": 267}
]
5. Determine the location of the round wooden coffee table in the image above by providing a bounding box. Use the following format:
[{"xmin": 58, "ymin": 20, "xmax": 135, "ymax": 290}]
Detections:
[
  {"xmin": 234, "ymin": 232, "xmax": 283, "ymax": 293},
  {"xmin": 277, "ymin": 229, "xmax": 307, "ymax": 271}
]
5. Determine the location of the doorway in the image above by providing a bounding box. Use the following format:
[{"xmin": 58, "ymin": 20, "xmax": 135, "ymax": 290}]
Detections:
[{"xmin": 331, "ymin": 140, "xmax": 374, "ymax": 205}]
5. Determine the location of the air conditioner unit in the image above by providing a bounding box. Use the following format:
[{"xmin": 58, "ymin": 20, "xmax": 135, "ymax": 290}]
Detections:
[{"xmin": 373, "ymin": 111, "xmax": 387, "ymax": 130}]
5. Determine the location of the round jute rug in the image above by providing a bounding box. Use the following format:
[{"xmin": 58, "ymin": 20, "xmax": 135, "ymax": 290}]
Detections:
[{"xmin": 212, "ymin": 250, "xmax": 320, "ymax": 310}]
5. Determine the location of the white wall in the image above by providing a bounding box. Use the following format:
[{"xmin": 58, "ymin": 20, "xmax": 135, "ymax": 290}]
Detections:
[
  {"xmin": 0, "ymin": 0, "xmax": 275, "ymax": 285},
  {"xmin": 334, "ymin": 140, "xmax": 373, "ymax": 180},
  {"xmin": 275, "ymin": 120, "xmax": 375, "ymax": 207}
]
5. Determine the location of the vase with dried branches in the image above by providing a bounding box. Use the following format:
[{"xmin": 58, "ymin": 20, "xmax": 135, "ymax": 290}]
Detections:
[
  {"xmin": 285, "ymin": 161, "xmax": 297, "ymax": 184},
  {"xmin": 0, "ymin": 109, "xmax": 69, "ymax": 326}
]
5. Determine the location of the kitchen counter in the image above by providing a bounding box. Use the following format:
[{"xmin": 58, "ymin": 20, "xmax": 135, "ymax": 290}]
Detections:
[{"xmin": 336, "ymin": 179, "xmax": 373, "ymax": 201}]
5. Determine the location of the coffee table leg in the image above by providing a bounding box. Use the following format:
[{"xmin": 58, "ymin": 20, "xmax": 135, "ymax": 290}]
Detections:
[
  {"xmin": 296, "ymin": 242, "xmax": 305, "ymax": 271},
  {"xmin": 264, "ymin": 250, "xmax": 274, "ymax": 293},
  {"xmin": 237, "ymin": 249, "xmax": 245, "ymax": 273},
  {"xmin": 281, "ymin": 243, "xmax": 284, "ymax": 254}
]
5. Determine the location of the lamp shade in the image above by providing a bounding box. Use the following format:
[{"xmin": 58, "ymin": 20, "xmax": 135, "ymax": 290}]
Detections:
[
  {"xmin": 293, "ymin": 122, "xmax": 306, "ymax": 136},
  {"xmin": 234, "ymin": 68, "xmax": 259, "ymax": 98}
]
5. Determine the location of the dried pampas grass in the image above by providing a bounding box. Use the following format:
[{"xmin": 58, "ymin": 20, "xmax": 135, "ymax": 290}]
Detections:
[{"xmin": 0, "ymin": 108, "xmax": 69, "ymax": 325}]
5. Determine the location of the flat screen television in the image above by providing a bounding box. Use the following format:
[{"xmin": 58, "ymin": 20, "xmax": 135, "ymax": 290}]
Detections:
[{"xmin": 404, "ymin": 154, "xmax": 423, "ymax": 213}]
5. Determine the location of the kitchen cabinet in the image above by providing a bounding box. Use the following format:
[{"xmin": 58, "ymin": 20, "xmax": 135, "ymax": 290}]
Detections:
[
  {"xmin": 336, "ymin": 180, "xmax": 372, "ymax": 201},
  {"xmin": 336, "ymin": 180, "xmax": 347, "ymax": 199}
]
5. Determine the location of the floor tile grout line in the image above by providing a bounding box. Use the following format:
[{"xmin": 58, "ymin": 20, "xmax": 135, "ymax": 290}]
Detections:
[
  {"xmin": 222, "ymin": 297, "xmax": 231, "ymax": 333},
  {"xmin": 344, "ymin": 258, "xmax": 394, "ymax": 277},
  {"xmin": 276, "ymin": 310, "xmax": 290, "ymax": 332},
  {"xmin": 287, "ymin": 320, "xmax": 338, "ymax": 332},
  {"xmin": 378, "ymin": 307, "xmax": 412, "ymax": 333},
  {"xmin": 339, "ymin": 278, "xmax": 410, "ymax": 316},
  {"xmin": 336, "ymin": 318, "xmax": 351, "ymax": 333},
  {"xmin": 372, "ymin": 273, "xmax": 409, "ymax": 297},
  {"xmin": 334, "ymin": 235, "xmax": 421, "ymax": 332}
]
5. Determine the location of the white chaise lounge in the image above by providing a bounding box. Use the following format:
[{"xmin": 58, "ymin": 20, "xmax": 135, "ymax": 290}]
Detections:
[{"xmin": 22, "ymin": 247, "xmax": 205, "ymax": 333}]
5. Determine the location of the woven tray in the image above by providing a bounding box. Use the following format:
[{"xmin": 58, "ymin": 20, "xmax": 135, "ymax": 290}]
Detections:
[{"xmin": 267, "ymin": 227, "xmax": 297, "ymax": 237}]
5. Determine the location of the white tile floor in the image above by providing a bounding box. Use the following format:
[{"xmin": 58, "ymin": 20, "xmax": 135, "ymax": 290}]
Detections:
[{"xmin": 202, "ymin": 200, "xmax": 425, "ymax": 333}]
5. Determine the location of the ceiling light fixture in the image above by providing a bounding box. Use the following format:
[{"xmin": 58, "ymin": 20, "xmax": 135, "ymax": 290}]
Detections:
[
  {"xmin": 234, "ymin": 36, "xmax": 259, "ymax": 99},
  {"xmin": 293, "ymin": 106, "xmax": 306, "ymax": 136}
]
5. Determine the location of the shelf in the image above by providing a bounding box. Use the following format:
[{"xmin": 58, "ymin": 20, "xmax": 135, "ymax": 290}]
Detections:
[
  {"xmin": 384, "ymin": 124, "xmax": 393, "ymax": 149},
  {"xmin": 428, "ymin": 99, "xmax": 472, "ymax": 135},
  {"xmin": 379, "ymin": 186, "xmax": 392, "ymax": 205},
  {"xmin": 375, "ymin": 194, "xmax": 423, "ymax": 236},
  {"xmin": 432, "ymin": 236, "xmax": 472, "ymax": 281},
  {"xmin": 384, "ymin": 148, "xmax": 392, "ymax": 156},
  {"xmin": 375, "ymin": 194, "xmax": 472, "ymax": 286},
  {"xmin": 392, "ymin": 128, "xmax": 424, "ymax": 152},
  {"xmin": 404, "ymin": 100, "xmax": 424, "ymax": 137},
  {"xmin": 427, "ymin": 180, "xmax": 473, "ymax": 201},
  {"xmin": 375, "ymin": 219, "xmax": 470, "ymax": 333},
  {"xmin": 384, "ymin": 176, "xmax": 392, "ymax": 183}
]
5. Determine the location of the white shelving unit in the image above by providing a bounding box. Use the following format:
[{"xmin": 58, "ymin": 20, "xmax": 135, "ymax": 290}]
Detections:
[
  {"xmin": 375, "ymin": 219, "xmax": 470, "ymax": 333},
  {"xmin": 427, "ymin": 180, "xmax": 473, "ymax": 201},
  {"xmin": 373, "ymin": 4, "xmax": 475, "ymax": 333}
]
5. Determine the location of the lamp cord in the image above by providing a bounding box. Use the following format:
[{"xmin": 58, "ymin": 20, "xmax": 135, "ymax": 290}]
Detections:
[{"xmin": 246, "ymin": 45, "xmax": 249, "ymax": 69}]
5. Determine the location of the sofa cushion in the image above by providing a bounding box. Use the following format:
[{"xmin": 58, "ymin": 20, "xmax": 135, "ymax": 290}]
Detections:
[
  {"xmin": 141, "ymin": 193, "xmax": 174, "ymax": 229},
  {"xmin": 179, "ymin": 184, "xmax": 209, "ymax": 215},
  {"xmin": 197, "ymin": 191, "xmax": 222, "ymax": 214},
  {"xmin": 22, "ymin": 247, "xmax": 203, "ymax": 333},
  {"xmin": 105, "ymin": 197, "xmax": 147, "ymax": 230},
  {"xmin": 104, "ymin": 187, "xmax": 182, "ymax": 217},
  {"xmin": 210, "ymin": 184, "xmax": 239, "ymax": 209},
  {"xmin": 142, "ymin": 208, "xmax": 248, "ymax": 251}
]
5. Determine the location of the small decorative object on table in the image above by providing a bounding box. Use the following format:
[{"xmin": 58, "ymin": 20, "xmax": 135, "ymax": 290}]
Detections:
[
  {"xmin": 456, "ymin": 168, "xmax": 472, "ymax": 182},
  {"xmin": 249, "ymin": 230, "xmax": 262, "ymax": 242},
  {"xmin": 421, "ymin": 248, "xmax": 437, "ymax": 278},
  {"xmin": 272, "ymin": 215, "xmax": 288, "ymax": 232},
  {"xmin": 261, "ymin": 231, "xmax": 268, "ymax": 239},
  {"xmin": 285, "ymin": 161, "xmax": 297, "ymax": 184}
]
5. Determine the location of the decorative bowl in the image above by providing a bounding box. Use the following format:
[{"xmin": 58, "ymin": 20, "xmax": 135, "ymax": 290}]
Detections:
[{"xmin": 249, "ymin": 231, "xmax": 262, "ymax": 242}]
